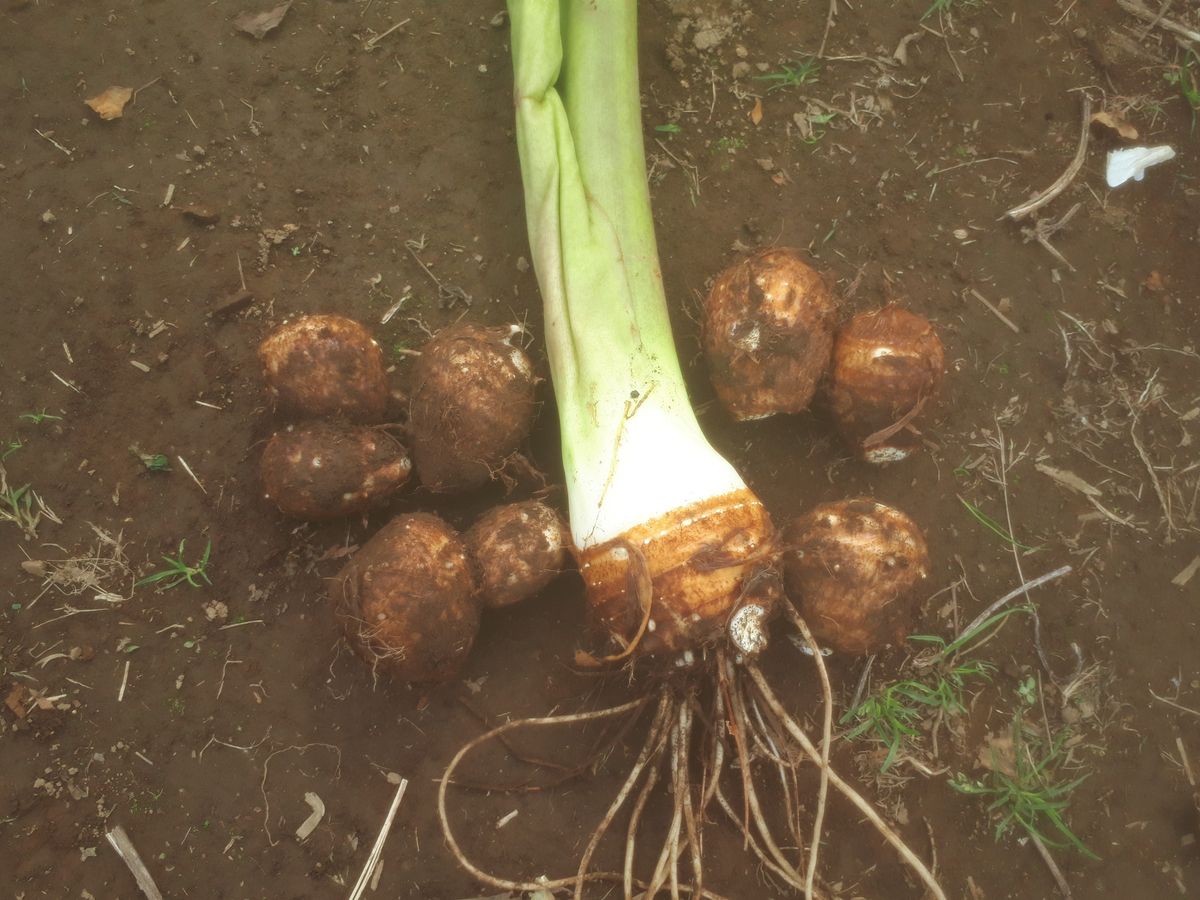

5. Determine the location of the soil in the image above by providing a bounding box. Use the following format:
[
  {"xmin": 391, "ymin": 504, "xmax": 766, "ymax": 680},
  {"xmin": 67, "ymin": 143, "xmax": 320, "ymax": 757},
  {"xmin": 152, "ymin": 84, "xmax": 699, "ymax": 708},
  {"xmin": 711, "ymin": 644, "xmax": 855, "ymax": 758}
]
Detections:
[{"xmin": 2, "ymin": 1, "xmax": 1199, "ymax": 898}]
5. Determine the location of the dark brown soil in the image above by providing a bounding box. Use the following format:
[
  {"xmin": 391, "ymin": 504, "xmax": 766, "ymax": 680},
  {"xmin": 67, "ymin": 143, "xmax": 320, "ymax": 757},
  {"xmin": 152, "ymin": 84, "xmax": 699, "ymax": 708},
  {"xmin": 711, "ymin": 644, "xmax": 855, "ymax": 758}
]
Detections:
[{"xmin": 2, "ymin": 2, "xmax": 1198, "ymax": 898}]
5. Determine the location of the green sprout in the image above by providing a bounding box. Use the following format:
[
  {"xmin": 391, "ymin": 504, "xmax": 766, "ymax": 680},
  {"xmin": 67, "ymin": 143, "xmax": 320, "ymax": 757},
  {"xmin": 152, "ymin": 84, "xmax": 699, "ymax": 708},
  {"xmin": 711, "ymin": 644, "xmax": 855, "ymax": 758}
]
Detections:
[
  {"xmin": 959, "ymin": 496, "xmax": 1041, "ymax": 552},
  {"xmin": 951, "ymin": 713, "xmax": 1097, "ymax": 859},
  {"xmin": 136, "ymin": 539, "xmax": 213, "ymax": 590},
  {"xmin": 1, "ymin": 438, "xmax": 21, "ymax": 461},
  {"xmin": 130, "ymin": 446, "xmax": 171, "ymax": 472},
  {"xmin": 754, "ymin": 58, "xmax": 820, "ymax": 92},
  {"xmin": 18, "ymin": 409, "xmax": 62, "ymax": 425},
  {"xmin": 654, "ymin": 123, "xmax": 682, "ymax": 134}
]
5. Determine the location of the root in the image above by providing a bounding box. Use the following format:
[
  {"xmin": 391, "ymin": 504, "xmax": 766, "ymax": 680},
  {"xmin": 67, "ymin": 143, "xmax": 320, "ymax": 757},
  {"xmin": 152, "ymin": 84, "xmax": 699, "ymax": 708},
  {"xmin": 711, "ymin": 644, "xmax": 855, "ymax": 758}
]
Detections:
[
  {"xmin": 786, "ymin": 607, "xmax": 832, "ymax": 900},
  {"xmin": 440, "ymin": 613, "xmax": 945, "ymax": 899},
  {"xmin": 720, "ymin": 652, "xmax": 806, "ymax": 890},
  {"xmin": 745, "ymin": 663, "xmax": 947, "ymax": 900},
  {"xmin": 574, "ymin": 693, "xmax": 674, "ymax": 900},
  {"xmin": 438, "ymin": 695, "xmax": 650, "ymax": 894}
]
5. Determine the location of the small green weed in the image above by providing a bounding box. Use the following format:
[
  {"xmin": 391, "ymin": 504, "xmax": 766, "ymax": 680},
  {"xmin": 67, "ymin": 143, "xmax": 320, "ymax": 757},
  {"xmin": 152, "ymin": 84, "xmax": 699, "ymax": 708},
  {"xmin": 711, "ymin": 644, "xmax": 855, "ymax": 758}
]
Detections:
[
  {"xmin": 654, "ymin": 123, "xmax": 682, "ymax": 134},
  {"xmin": 711, "ymin": 135, "xmax": 747, "ymax": 154},
  {"xmin": 754, "ymin": 58, "xmax": 820, "ymax": 92},
  {"xmin": 801, "ymin": 111, "xmax": 838, "ymax": 145},
  {"xmin": 843, "ymin": 607, "xmax": 1029, "ymax": 771},
  {"xmin": 136, "ymin": 539, "xmax": 212, "ymax": 590},
  {"xmin": 951, "ymin": 713, "xmax": 1096, "ymax": 859},
  {"xmin": 0, "ymin": 466, "xmax": 56, "ymax": 539},
  {"xmin": 842, "ymin": 660, "xmax": 990, "ymax": 771},
  {"xmin": 1, "ymin": 439, "xmax": 21, "ymax": 461},
  {"xmin": 18, "ymin": 409, "xmax": 62, "ymax": 425},
  {"xmin": 922, "ymin": 0, "xmax": 982, "ymax": 21},
  {"xmin": 1164, "ymin": 50, "xmax": 1200, "ymax": 133},
  {"xmin": 130, "ymin": 446, "xmax": 171, "ymax": 472},
  {"xmin": 959, "ymin": 496, "xmax": 1041, "ymax": 552}
]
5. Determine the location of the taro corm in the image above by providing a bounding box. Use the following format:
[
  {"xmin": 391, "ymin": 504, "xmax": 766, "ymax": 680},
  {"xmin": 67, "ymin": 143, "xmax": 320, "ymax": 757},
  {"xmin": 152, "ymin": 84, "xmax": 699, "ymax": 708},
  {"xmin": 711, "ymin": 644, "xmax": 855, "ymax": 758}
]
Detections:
[
  {"xmin": 408, "ymin": 323, "xmax": 538, "ymax": 492},
  {"xmin": 436, "ymin": 3, "xmax": 947, "ymax": 899},
  {"xmin": 827, "ymin": 304, "xmax": 945, "ymax": 464},
  {"xmin": 258, "ymin": 314, "xmax": 389, "ymax": 422},
  {"xmin": 703, "ymin": 246, "xmax": 838, "ymax": 421}
]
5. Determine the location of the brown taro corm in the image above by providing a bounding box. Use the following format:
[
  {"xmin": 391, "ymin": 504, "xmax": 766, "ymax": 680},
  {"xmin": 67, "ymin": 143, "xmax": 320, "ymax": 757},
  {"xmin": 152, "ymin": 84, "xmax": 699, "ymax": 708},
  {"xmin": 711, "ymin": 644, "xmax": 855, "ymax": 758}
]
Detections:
[
  {"xmin": 465, "ymin": 500, "xmax": 568, "ymax": 609},
  {"xmin": 259, "ymin": 424, "xmax": 411, "ymax": 520},
  {"xmin": 703, "ymin": 247, "xmax": 838, "ymax": 421},
  {"xmin": 258, "ymin": 315, "xmax": 389, "ymax": 422},
  {"xmin": 782, "ymin": 498, "xmax": 929, "ymax": 655},
  {"xmin": 827, "ymin": 304, "xmax": 944, "ymax": 464},
  {"xmin": 409, "ymin": 323, "xmax": 537, "ymax": 492},
  {"xmin": 331, "ymin": 513, "xmax": 479, "ymax": 682}
]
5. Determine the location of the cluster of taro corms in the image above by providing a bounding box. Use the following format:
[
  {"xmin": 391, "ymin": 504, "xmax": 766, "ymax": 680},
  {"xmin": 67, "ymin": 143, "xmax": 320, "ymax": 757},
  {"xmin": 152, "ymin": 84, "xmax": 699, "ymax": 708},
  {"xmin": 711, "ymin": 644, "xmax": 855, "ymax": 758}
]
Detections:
[
  {"xmin": 257, "ymin": 316, "xmax": 567, "ymax": 681},
  {"xmin": 702, "ymin": 247, "xmax": 946, "ymax": 655}
]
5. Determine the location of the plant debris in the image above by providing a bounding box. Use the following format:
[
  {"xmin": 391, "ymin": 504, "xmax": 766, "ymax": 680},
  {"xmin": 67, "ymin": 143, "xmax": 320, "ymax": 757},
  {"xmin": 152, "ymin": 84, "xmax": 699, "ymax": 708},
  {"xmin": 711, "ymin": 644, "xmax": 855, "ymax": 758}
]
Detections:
[
  {"xmin": 84, "ymin": 86, "xmax": 133, "ymax": 120},
  {"xmin": 234, "ymin": 2, "xmax": 292, "ymax": 40}
]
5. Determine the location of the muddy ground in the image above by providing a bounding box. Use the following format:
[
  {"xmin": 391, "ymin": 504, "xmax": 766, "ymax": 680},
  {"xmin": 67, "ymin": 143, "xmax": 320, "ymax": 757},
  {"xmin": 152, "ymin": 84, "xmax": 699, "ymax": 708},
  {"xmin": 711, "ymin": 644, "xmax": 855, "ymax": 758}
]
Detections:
[{"xmin": 2, "ymin": 0, "xmax": 1199, "ymax": 898}]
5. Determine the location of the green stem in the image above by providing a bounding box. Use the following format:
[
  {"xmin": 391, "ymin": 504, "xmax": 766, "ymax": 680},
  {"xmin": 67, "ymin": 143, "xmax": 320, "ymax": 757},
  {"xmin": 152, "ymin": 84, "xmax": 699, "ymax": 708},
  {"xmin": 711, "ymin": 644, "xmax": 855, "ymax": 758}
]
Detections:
[{"xmin": 509, "ymin": 0, "xmax": 743, "ymax": 547}]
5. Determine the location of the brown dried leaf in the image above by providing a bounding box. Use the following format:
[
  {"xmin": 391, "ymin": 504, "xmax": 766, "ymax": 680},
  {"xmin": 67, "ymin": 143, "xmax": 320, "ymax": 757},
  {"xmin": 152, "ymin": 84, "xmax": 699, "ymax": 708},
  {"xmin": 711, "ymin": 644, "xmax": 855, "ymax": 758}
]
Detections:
[
  {"xmin": 1090, "ymin": 110, "xmax": 1138, "ymax": 141},
  {"xmin": 234, "ymin": 1, "xmax": 292, "ymax": 40},
  {"xmin": 85, "ymin": 86, "xmax": 133, "ymax": 121},
  {"xmin": 5, "ymin": 684, "xmax": 28, "ymax": 719},
  {"xmin": 1143, "ymin": 270, "xmax": 1167, "ymax": 292},
  {"xmin": 976, "ymin": 732, "xmax": 1017, "ymax": 778},
  {"xmin": 750, "ymin": 97, "xmax": 763, "ymax": 126}
]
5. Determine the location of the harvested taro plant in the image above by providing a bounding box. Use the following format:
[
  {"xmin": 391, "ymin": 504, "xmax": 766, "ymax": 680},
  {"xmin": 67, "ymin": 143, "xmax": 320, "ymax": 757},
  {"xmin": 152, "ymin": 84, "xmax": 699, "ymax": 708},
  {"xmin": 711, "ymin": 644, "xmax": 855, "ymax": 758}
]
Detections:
[{"xmin": 437, "ymin": 3, "xmax": 947, "ymax": 899}]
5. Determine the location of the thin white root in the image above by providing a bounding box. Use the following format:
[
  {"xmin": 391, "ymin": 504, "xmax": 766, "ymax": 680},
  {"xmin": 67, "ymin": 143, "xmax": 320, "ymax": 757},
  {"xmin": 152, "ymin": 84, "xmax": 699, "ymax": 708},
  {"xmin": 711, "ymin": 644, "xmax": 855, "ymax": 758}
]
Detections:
[
  {"xmin": 785, "ymin": 608, "xmax": 833, "ymax": 900},
  {"xmin": 574, "ymin": 693, "xmax": 674, "ymax": 900},
  {"xmin": 438, "ymin": 696, "xmax": 647, "ymax": 893},
  {"xmin": 745, "ymin": 665, "xmax": 947, "ymax": 900}
]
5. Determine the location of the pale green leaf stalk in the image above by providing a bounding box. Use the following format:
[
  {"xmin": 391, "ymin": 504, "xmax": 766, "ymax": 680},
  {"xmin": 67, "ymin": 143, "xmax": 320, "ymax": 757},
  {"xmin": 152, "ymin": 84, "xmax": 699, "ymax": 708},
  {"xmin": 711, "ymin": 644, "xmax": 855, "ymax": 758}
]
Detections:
[{"xmin": 509, "ymin": 0, "xmax": 745, "ymax": 550}]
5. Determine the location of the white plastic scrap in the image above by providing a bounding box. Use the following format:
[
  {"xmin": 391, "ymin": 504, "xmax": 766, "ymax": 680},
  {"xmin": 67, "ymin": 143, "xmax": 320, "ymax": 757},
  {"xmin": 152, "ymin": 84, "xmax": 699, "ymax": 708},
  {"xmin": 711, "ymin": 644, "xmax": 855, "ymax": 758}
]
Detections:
[{"xmin": 1106, "ymin": 146, "xmax": 1176, "ymax": 188}]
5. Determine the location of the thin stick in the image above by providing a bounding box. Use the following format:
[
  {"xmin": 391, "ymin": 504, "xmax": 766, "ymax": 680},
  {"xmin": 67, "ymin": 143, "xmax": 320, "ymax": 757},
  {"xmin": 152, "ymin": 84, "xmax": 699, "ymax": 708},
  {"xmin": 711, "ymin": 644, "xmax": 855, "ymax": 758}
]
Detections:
[
  {"xmin": 130, "ymin": 76, "xmax": 161, "ymax": 106},
  {"xmin": 1029, "ymin": 831, "xmax": 1074, "ymax": 899},
  {"xmin": 1117, "ymin": 0, "xmax": 1200, "ymax": 42},
  {"xmin": 787, "ymin": 610, "xmax": 832, "ymax": 900},
  {"xmin": 118, "ymin": 659, "xmax": 131, "ymax": 702},
  {"xmin": 347, "ymin": 779, "xmax": 408, "ymax": 900},
  {"xmin": 176, "ymin": 456, "xmax": 207, "ymax": 494},
  {"xmin": 1149, "ymin": 688, "xmax": 1200, "ymax": 719},
  {"xmin": 745, "ymin": 665, "xmax": 947, "ymax": 900},
  {"xmin": 106, "ymin": 825, "xmax": 164, "ymax": 900},
  {"xmin": 969, "ymin": 288, "xmax": 1021, "ymax": 334},
  {"xmin": 818, "ymin": 0, "xmax": 837, "ymax": 58},
  {"xmin": 956, "ymin": 566, "xmax": 1073, "ymax": 645},
  {"xmin": 1005, "ymin": 94, "xmax": 1091, "ymax": 221},
  {"xmin": 1130, "ymin": 415, "xmax": 1176, "ymax": 538},
  {"xmin": 363, "ymin": 18, "xmax": 411, "ymax": 51}
]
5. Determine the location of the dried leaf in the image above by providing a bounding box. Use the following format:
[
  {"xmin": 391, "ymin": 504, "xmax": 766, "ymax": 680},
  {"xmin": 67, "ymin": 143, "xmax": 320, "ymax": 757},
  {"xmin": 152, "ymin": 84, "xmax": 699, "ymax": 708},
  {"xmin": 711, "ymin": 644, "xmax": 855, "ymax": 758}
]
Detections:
[
  {"xmin": 976, "ymin": 732, "xmax": 1017, "ymax": 778},
  {"xmin": 1035, "ymin": 463, "xmax": 1101, "ymax": 497},
  {"xmin": 1091, "ymin": 110, "xmax": 1139, "ymax": 141},
  {"xmin": 5, "ymin": 684, "xmax": 28, "ymax": 718},
  {"xmin": 85, "ymin": 86, "xmax": 133, "ymax": 121},
  {"xmin": 750, "ymin": 97, "xmax": 763, "ymax": 126},
  {"xmin": 234, "ymin": 1, "xmax": 292, "ymax": 40},
  {"xmin": 1172, "ymin": 556, "xmax": 1200, "ymax": 587},
  {"xmin": 1142, "ymin": 270, "xmax": 1167, "ymax": 292}
]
